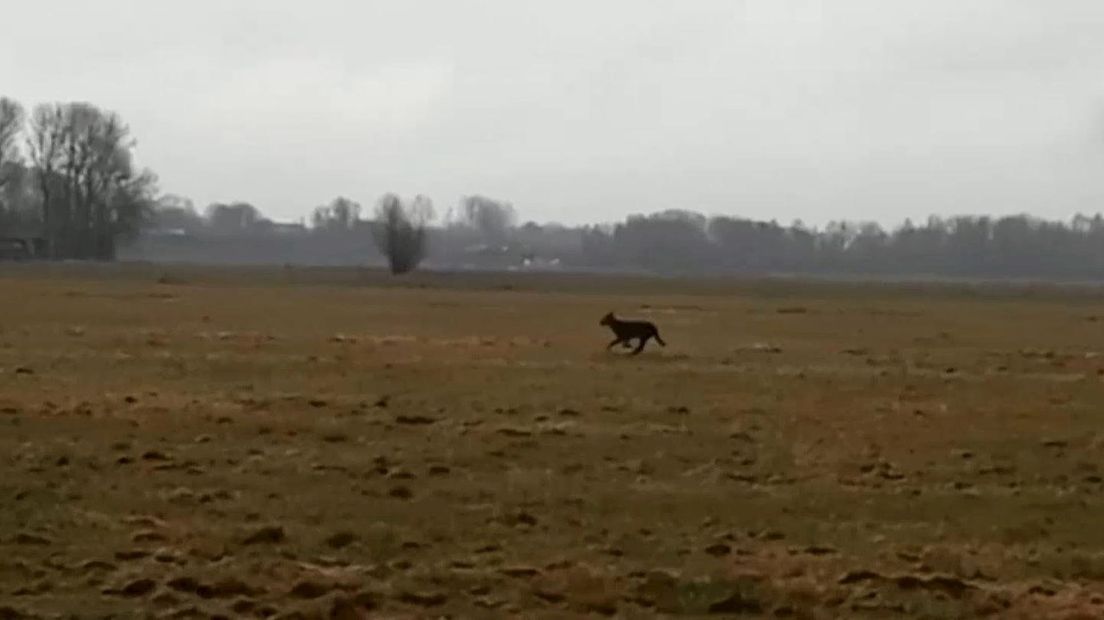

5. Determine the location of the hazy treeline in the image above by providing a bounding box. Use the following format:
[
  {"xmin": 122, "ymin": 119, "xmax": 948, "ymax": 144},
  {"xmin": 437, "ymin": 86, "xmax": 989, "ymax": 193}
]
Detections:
[
  {"xmin": 6, "ymin": 95, "xmax": 1104, "ymax": 278},
  {"xmin": 130, "ymin": 197, "xmax": 1104, "ymax": 279},
  {"xmin": 126, "ymin": 194, "xmax": 521, "ymax": 269},
  {"xmin": 582, "ymin": 211, "xmax": 1104, "ymax": 279}
]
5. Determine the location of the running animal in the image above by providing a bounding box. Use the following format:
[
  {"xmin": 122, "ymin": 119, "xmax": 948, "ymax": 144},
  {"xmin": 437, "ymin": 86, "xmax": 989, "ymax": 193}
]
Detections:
[{"xmin": 599, "ymin": 312, "xmax": 666, "ymax": 355}]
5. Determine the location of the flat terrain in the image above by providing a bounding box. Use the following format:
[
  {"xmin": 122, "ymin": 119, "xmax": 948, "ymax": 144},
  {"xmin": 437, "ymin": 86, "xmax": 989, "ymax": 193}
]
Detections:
[{"xmin": 2, "ymin": 264, "xmax": 1104, "ymax": 618}]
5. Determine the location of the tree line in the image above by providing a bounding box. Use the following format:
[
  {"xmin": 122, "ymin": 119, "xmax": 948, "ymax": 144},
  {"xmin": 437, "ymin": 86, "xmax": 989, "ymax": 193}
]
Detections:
[
  {"xmin": 5, "ymin": 95, "xmax": 1104, "ymax": 278},
  {"xmin": 580, "ymin": 211, "xmax": 1104, "ymax": 279},
  {"xmin": 138, "ymin": 195, "xmax": 1104, "ymax": 280}
]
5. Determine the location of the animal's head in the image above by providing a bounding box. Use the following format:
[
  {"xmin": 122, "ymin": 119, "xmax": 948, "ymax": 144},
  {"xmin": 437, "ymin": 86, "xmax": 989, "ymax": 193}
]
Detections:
[{"xmin": 599, "ymin": 312, "xmax": 615, "ymax": 326}]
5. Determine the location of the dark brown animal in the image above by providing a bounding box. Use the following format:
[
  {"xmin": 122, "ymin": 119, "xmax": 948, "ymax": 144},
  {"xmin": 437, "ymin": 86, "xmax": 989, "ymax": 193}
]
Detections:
[{"xmin": 599, "ymin": 312, "xmax": 666, "ymax": 355}]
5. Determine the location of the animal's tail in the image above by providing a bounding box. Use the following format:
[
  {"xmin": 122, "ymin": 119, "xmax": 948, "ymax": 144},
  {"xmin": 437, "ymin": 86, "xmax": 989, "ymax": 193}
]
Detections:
[{"xmin": 654, "ymin": 330, "xmax": 666, "ymax": 347}]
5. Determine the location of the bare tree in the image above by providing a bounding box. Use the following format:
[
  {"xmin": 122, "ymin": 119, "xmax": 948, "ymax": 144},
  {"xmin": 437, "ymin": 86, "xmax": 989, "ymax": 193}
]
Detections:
[
  {"xmin": 457, "ymin": 195, "xmax": 516, "ymax": 245},
  {"xmin": 79, "ymin": 106, "xmax": 134, "ymax": 257},
  {"xmin": 0, "ymin": 98, "xmax": 26, "ymax": 232},
  {"xmin": 206, "ymin": 202, "xmax": 263, "ymax": 233},
  {"xmin": 27, "ymin": 104, "xmax": 65, "ymax": 255},
  {"xmin": 0, "ymin": 97, "xmax": 23, "ymax": 190},
  {"xmin": 26, "ymin": 102, "xmax": 152, "ymax": 259},
  {"xmin": 311, "ymin": 196, "xmax": 362, "ymax": 231},
  {"xmin": 372, "ymin": 193, "xmax": 432, "ymax": 274},
  {"xmin": 151, "ymin": 194, "xmax": 203, "ymax": 234},
  {"xmin": 108, "ymin": 169, "xmax": 158, "ymax": 254}
]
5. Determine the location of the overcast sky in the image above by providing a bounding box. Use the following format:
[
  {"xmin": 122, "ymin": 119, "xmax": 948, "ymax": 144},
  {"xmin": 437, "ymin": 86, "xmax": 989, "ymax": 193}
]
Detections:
[{"xmin": 3, "ymin": 1, "xmax": 1103, "ymax": 227}]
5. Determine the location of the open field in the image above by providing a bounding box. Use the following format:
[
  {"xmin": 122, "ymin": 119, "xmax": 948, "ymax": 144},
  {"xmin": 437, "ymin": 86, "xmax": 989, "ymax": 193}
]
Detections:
[{"xmin": 3, "ymin": 264, "xmax": 1104, "ymax": 618}]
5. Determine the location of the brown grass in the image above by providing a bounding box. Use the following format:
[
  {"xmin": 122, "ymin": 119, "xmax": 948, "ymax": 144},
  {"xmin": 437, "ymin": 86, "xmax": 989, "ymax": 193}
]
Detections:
[{"xmin": 2, "ymin": 264, "xmax": 1104, "ymax": 618}]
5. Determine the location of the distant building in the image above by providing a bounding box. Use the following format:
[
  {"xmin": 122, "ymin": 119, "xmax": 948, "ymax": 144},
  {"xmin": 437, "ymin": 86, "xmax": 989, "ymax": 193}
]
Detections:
[
  {"xmin": 270, "ymin": 222, "xmax": 308, "ymax": 236},
  {"xmin": 518, "ymin": 255, "xmax": 562, "ymax": 271},
  {"xmin": 145, "ymin": 227, "xmax": 189, "ymax": 237}
]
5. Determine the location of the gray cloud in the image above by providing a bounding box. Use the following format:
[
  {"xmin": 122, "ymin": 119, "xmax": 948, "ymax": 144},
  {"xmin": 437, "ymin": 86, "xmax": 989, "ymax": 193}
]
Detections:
[{"xmin": 3, "ymin": 1, "xmax": 1102, "ymax": 226}]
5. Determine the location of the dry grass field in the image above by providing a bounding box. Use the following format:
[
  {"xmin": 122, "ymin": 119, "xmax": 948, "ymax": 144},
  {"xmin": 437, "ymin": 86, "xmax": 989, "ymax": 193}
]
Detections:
[{"xmin": 3, "ymin": 264, "xmax": 1104, "ymax": 618}]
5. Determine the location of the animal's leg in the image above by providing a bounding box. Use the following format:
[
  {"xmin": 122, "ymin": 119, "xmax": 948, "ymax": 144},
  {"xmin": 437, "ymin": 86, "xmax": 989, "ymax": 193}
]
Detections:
[
  {"xmin": 630, "ymin": 335, "xmax": 649, "ymax": 355},
  {"xmin": 607, "ymin": 337, "xmax": 623, "ymax": 350}
]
